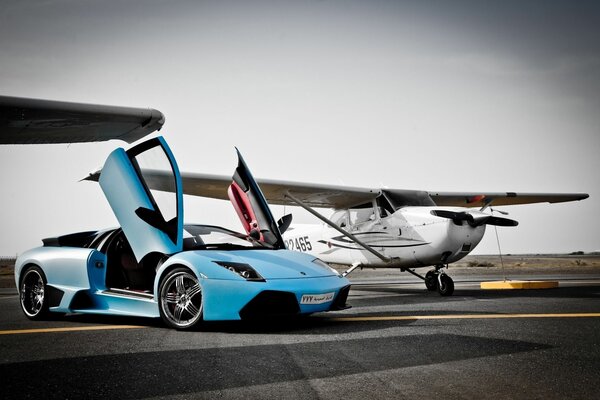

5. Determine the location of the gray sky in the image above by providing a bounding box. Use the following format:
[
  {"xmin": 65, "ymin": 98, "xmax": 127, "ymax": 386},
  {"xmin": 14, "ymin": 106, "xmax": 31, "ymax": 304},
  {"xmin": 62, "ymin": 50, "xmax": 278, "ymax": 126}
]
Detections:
[{"xmin": 1, "ymin": 0, "xmax": 598, "ymax": 255}]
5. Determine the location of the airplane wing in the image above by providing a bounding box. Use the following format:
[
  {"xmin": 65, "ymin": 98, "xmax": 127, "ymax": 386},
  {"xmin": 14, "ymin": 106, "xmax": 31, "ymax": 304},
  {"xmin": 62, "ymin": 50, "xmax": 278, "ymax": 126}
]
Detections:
[
  {"xmin": 427, "ymin": 192, "xmax": 589, "ymax": 207},
  {"xmin": 178, "ymin": 172, "xmax": 381, "ymax": 209},
  {"xmin": 85, "ymin": 170, "xmax": 381, "ymax": 209},
  {"xmin": 85, "ymin": 171, "xmax": 588, "ymax": 209},
  {"xmin": 172, "ymin": 173, "xmax": 588, "ymax": 209},
  {"xmin": 0, "ymin": 95, "xmax": 164, "ymax": 144}
]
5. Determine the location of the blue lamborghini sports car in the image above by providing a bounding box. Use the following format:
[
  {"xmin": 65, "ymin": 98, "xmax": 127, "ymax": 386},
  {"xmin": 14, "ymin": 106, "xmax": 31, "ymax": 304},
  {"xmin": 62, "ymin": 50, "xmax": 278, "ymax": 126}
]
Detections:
[{"xmin": 15, "ymin": 137, "xmax": 350, "ymax": 329}]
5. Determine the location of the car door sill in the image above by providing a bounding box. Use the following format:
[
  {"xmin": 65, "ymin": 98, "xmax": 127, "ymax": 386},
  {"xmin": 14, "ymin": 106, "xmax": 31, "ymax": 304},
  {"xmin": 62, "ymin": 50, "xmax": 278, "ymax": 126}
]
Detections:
[{"xmin": 102, "ymin": 288, "xmax": 155, "ymax": 300}]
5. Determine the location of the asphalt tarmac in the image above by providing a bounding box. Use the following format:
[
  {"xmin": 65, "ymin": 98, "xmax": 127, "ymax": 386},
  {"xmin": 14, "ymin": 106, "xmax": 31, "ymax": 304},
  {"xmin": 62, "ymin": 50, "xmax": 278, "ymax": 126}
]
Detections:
[{"xmin": 1, "ymin": 271, "xmax": 599, "ymax": 400}]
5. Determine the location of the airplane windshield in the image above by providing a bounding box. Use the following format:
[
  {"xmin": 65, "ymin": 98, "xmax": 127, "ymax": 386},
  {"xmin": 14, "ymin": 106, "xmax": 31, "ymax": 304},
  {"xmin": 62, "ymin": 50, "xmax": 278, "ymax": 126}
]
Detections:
[
  {"xmin": 349, "ymin": 208, "xmax": 375, "ymax": 225},
  {"xmin": 330, "ymin": 210, "xmax": 349, "ymax": 228},
  {"xmin": 182, "ymin": 225, "xmax": 270, "ymax": 250}
]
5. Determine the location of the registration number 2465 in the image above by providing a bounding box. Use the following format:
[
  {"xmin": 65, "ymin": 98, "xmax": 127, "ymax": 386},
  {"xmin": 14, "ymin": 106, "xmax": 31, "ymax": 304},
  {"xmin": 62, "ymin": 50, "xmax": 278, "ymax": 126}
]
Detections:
[{"xmin": 285, "ymin": 236, "xmax": 313, "ymax": 252}]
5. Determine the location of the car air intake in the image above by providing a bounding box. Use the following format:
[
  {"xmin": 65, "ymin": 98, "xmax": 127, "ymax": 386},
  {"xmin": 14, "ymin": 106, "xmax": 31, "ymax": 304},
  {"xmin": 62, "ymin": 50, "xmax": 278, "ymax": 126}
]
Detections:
[
  {"xmin": 330, "ymin": 285, "xmax": 351, "ymax": 310},
  {"xmin": 239, "ymin": 290, "xmax": 300, "ymax": 320}
]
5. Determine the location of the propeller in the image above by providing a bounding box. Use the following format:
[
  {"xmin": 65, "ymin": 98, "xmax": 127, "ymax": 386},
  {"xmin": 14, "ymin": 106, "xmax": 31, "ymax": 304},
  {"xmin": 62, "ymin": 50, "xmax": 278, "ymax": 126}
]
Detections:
[{"xmin": 431, "ymin": 210, "xmax": 518, "ymax": 227}]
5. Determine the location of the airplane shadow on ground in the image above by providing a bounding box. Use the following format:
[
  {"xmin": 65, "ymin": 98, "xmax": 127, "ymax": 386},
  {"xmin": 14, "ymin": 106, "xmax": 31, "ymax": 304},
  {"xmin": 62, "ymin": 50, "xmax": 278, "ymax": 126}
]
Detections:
[
  {"xmin": 350, "ymin": 284, "xmax": 600, "ymax": 305},
  {"xmin": 0, "ymin": 333, "xmax": 551, "ymax": 400}
]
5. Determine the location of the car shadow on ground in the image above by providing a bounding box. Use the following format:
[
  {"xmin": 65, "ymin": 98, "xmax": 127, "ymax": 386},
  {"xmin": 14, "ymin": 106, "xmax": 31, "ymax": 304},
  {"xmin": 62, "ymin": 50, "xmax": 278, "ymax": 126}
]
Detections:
[{"xmin": 60, "ymin": 311, "xmax": 417, "ymax": 334}]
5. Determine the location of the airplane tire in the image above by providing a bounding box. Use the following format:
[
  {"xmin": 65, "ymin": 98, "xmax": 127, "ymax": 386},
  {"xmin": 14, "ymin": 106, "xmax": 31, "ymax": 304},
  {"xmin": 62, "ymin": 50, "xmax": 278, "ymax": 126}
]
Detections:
[
  {"xmin": 438, "ymin": 274, "xmax": 454, "ymax": 296},
  {"xmin": 425, "ymin": 271, "xmax": 438, "ymax": 291}
]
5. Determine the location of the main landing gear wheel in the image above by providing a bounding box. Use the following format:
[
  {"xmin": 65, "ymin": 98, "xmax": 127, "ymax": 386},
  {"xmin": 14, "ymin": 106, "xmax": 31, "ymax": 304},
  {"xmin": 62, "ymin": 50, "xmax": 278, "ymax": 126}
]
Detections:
[
  {"xmin": 438, "ymin": 273, "xmax": 454, "ymax": 296},
  {"xmin": 20, "ymin": 266, "xmax": 49, "ymax": 320},
  {"xmin": 425, "ymin": 271, "xmax": 438, "ymax": 291},
  {"xmin": 159, "ymin": 267, "xmax": 203, "ymax": 330}
]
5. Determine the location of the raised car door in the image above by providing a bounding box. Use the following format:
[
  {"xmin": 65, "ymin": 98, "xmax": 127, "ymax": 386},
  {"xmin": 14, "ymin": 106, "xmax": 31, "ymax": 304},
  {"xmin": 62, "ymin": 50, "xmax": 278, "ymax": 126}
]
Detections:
[
  {"xmin": 228, "ymin": 149, "xmax": 286, "ymax": 249},
  {"xmin": 99, "ymin": 136, "xmax": 183, "ymax": 262}
]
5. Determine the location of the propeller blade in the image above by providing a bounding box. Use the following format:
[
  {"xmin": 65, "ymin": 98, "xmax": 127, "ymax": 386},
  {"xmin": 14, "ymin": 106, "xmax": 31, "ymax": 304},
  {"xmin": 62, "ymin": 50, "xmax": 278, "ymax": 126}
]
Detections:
[
  {"xmin": 431, "ymin": 210, "xmax": 461, "ymax": 222},
  {"xmin": 431, "ymin": 210, "xmax": 518, "ymax": 227},
  {"xmin": 486, "ymin": 216, "xmax": 519, "ymax": 226},
  {"xmin": 430, "ymin": 210, "xmax": 472, "ymax": 225}
]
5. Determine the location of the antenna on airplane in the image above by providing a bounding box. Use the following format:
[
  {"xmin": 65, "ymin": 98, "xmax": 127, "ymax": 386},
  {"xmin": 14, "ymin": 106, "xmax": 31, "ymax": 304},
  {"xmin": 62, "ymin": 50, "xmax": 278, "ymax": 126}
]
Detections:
[
  {"xmin": 490, "ymin": 208, "xmax": 509, "ymax": 216},
  {"xmin": 490, "ymin": 208, "xmax": 507, "ymax": 281}
]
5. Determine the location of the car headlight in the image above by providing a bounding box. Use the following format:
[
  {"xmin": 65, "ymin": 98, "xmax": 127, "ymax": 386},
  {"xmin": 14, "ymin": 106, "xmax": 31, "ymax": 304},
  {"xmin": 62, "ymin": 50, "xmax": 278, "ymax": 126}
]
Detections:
[
  {"xmin": 312, "ymin": 258, "xmax": 341, "ymax": 276},
  {"xmin": 214, "ymin": 261, "xmax": 265, "ymax": 282}
]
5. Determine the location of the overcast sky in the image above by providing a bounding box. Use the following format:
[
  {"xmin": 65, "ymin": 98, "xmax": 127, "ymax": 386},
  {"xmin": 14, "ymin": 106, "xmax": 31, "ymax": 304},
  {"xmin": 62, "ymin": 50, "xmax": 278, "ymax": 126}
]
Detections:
[{"xmin": 0, "ymin": 0, "xmax": 598, "ymax": 256}]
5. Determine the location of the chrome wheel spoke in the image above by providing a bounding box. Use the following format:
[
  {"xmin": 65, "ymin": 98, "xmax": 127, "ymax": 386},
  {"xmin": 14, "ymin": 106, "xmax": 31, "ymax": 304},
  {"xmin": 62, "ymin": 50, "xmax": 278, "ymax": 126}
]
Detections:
[
  {"xmin": 175, "ymin": 276, "xmax": 185, "ymax": 294},
  {"xmin": 173, "ymin": 304, "xmax": 184, "ymax": 321},
  {"xmin": 184, "ymin": 302, "xmax": 200, "ymax": 317},
  {"xmin": 186, "ymin": 283, "xmax": 201, "ymax": 299},
  {"xmin": 165, "ymin": 292, "xmax": 179, "ymax": 304}
]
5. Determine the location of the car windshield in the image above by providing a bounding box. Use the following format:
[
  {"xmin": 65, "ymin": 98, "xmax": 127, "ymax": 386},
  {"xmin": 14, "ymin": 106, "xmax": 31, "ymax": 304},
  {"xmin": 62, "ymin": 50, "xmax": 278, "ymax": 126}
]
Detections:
[{"xmin": 182, "ymin": 225, "xmax": 271, "ymax": 250}]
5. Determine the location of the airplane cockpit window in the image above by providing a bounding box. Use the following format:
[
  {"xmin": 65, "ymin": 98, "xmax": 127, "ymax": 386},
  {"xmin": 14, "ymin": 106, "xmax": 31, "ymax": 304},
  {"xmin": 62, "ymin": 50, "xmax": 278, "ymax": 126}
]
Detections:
[
  {"xmin": 349, "ymin": 208, "xmax": 374, "ymax": 225},
  {"xmin": 330, "ymin": 210, "xmax": 349, "ymax": 228},
  {"xmin": 377, "ymin": 195, "xmax": 395, "ymax": 216}
]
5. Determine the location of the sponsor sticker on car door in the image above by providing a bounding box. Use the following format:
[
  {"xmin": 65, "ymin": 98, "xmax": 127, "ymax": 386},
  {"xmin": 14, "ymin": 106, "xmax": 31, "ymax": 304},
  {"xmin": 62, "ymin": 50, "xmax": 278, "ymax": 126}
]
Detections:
[{"xmin": 301, "ymin": 292, "xmax": 335, "ymax": 305}]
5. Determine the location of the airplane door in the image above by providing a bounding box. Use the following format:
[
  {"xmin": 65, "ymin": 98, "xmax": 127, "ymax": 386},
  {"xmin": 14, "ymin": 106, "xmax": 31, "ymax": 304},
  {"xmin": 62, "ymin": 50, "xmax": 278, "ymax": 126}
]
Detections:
[
  {"xmin": 99, "ymin": 137, "xmax": 183, "ymax": 262},
  {"xmin": 228, "ymin": 149, "xmax": 286, "ymax": 249}
]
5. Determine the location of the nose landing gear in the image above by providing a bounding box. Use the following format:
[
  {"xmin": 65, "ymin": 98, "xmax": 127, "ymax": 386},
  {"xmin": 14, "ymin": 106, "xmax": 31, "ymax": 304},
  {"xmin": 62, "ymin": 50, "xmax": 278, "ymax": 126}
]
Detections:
[
  {"xmin": 403, "ymin": 264, "xmax": 455, "ymax": 296},
  {"xmin": 424, "ymin": 265, "xmax": 454, "ymax": 296}
]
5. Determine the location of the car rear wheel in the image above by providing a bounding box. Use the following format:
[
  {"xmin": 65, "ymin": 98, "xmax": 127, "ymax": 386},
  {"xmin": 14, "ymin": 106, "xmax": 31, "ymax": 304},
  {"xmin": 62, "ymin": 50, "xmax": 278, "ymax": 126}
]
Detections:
[
  {"xmin": 159, "ymin": 268, "xmax": 203, "ymax": 330},
  {"xmin": 20, "ymin": 266, "xmax": 49, "ymax": 320}
]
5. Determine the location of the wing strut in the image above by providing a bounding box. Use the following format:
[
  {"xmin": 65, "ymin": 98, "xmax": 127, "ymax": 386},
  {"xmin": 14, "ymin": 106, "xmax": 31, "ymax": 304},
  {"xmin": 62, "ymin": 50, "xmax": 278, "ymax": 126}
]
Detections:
[{"xmin": 284, "ymin": 191, "xmax": 392, "ymax": 264}]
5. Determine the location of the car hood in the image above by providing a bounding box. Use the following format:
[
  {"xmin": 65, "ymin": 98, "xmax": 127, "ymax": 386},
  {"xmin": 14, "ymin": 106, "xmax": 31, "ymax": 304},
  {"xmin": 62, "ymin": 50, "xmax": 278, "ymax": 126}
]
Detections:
[{"xmin": 186, "ymin": 249, "xmax": 338, "ymax": 280}]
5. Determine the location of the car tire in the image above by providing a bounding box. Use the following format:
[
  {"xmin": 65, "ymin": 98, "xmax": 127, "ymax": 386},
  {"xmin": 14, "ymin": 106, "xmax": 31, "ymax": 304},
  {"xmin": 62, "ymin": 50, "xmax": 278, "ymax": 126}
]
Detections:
[
  {"xmin": 158, "ymin": 267, "xmax": 203, "ymax": 330},
  {"xmin": 19, "ymin": 266, "xmax": 50, "ymax": 320}
]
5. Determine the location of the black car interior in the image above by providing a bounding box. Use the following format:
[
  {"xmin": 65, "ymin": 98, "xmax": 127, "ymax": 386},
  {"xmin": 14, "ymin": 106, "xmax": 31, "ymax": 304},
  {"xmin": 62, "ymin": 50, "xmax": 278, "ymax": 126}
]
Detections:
[{"xmin": 104, "ymin": 230, "xmax": 161, "ymax": 293}]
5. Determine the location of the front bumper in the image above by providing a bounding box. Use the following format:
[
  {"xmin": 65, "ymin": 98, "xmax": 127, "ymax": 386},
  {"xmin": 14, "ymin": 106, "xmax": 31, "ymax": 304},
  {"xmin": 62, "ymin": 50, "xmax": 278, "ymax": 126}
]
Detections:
[{"xmin": 201, "ymin": 275, "xmax": 350, "ymax": 321}]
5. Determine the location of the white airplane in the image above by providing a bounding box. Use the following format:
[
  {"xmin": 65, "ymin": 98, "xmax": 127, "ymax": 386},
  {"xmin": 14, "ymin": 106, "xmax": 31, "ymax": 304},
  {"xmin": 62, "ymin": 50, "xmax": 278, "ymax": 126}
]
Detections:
[
  {"xmin": 153, "ymin": 172, "xmax": 588, "ymax": 297},
  {"xmin": 1, "ymin": 96, "xmax": 589, "ymax": 297}
]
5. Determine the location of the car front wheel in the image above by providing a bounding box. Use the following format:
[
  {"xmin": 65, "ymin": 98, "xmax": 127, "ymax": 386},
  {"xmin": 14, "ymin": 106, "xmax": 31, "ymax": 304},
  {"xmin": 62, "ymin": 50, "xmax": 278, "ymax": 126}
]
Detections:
[
  {"xmin": 158, "ymin": 267, "xmax": 203, "ymax": 330},
  {"xmin": 20, "ymin": 266, "xmax": 49, "ymax": 320}
]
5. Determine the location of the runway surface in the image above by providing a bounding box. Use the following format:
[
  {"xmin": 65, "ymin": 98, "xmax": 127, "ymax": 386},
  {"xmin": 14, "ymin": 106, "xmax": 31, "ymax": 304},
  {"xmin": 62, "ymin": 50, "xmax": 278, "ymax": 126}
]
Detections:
[{"xmin": 1, "ymin": 271, "xmax": 599, "ymax": 399}]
